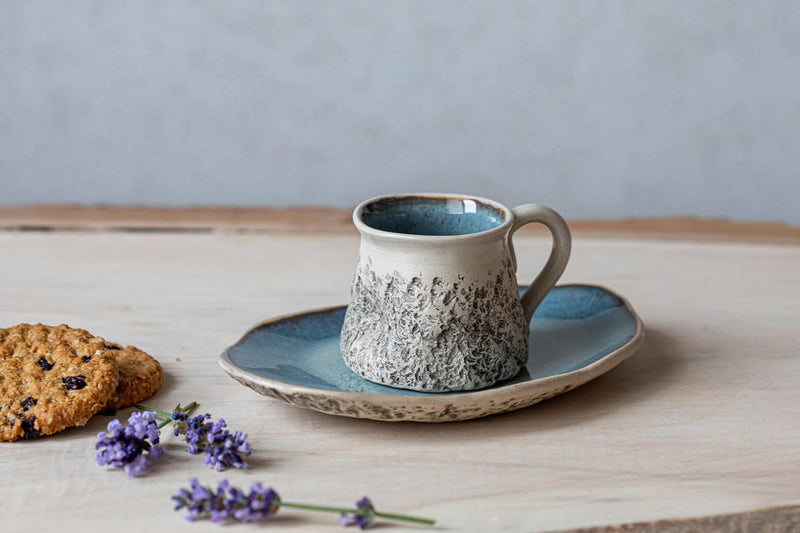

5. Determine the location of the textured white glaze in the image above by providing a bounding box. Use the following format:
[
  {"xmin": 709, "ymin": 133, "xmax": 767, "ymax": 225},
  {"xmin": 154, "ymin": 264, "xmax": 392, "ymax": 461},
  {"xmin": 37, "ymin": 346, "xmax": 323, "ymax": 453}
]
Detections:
[
  {"xmin": 341, "ymin": 254, "xmax": 527, "ymax": 392},
  {"xmin": 340, "ymin": 194, "xmax": 571, "ymax": 392}
]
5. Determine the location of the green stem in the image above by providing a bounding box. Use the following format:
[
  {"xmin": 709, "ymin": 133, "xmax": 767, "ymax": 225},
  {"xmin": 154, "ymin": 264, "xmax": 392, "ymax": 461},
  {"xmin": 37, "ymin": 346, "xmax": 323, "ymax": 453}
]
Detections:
[
  {"xmin": 374, "ymin": 511, "xmax": 435, "ymax": 525},
  {"xmin": 135, "ymin": 401, "xmax": 199, "ymax": 428},
  {"xmin": 281, "ymin": 502, "xmax": 352, "ymax": 514},
  {"xmin": 281, "ymin": 502, "xmax": 435, "ymax": 526},
  {"xmin": 135, "ymin": 404, "xmax": 172, "ymax": 419},
  {"xmin": 179, "ymin": 401, "xmax": 198, "ymax": 413}
]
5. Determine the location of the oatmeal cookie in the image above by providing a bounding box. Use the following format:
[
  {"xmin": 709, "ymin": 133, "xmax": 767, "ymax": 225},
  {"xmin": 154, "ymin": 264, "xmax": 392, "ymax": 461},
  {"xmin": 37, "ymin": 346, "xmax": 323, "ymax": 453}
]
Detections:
[
  {"xmin": 0, "ymin": 324, "xmax": 118, "ymax": 442},
  {"xmin": 103, "ymin": 342, "xmax": 163, "ymax": 410}
]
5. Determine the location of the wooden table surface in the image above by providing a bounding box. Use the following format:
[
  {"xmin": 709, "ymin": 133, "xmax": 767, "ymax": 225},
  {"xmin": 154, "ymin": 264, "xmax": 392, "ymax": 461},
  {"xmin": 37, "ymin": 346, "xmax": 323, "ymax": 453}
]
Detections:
[{"xmin": 1, "ymin": 208, "xmax": 798, "ymax": 533}]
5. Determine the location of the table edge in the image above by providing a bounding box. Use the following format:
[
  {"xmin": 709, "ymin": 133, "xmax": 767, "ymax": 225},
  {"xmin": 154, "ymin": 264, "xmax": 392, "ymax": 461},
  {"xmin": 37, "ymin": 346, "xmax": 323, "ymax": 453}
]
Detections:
[
  {"xmin": 1, "ymin": 206, "xmax": 799, "ymax": 244},
  {"xmin": 554, "ymin": 503, "xmax": 800, "ymax": 533}
]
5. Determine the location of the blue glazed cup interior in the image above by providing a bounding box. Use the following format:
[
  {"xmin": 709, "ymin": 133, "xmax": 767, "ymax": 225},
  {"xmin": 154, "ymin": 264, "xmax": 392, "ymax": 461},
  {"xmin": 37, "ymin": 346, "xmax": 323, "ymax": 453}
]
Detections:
[{"xmin": 358, "ymin": 195, "xmax": 508, "ymax": 236}]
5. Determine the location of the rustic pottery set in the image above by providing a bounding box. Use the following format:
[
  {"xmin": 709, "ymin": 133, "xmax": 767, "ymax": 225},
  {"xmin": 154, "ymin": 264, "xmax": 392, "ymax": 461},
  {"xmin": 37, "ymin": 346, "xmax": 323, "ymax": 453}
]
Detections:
[{"xmin": 219, "ymin": 193, "xmax": 644, "ymax": 422}]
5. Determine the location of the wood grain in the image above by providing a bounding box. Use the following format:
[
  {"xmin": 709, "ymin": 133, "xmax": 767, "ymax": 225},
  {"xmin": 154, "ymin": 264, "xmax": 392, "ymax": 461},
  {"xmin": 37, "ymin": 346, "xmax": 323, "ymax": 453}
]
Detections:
[
  {"xmin": 0, "ymin": 223, "xmax": 798, "ymax": 532},
  {"xmin": 1, "ymin": 205, "xmax": 799, "ymax": 243},
  {"xmin": 559, "ymin": 504, "xmax": 800, "ymax": 533}
]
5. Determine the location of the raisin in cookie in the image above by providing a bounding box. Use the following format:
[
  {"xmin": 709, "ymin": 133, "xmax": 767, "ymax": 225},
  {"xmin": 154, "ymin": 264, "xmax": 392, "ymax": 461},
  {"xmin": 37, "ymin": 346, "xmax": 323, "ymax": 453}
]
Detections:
[
  {"xmin": 103, "ymin": 342, "xmax": 163, "ymax": 410},
  {"xmin": 0, "ymin": 324, "xmax": 118, "ymax": 441}
]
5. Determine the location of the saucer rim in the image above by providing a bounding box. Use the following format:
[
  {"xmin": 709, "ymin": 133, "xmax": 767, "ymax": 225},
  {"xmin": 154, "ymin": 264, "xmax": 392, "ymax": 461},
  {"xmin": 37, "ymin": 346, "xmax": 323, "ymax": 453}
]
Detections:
[{"xmin": 218, "ymin": 283, "xmax": 645, "ymax": 421}]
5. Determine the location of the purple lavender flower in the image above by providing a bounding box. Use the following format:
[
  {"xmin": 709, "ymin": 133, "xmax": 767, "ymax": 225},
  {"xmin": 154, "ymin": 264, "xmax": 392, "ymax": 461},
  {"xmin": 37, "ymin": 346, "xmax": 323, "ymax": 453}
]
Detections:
[
  {"xmin": 231, "ymin": 482, "xmax": 281, "ymax": 522},
  {"xmin": 172, "ymin": 480, "xmax": 433, "ymax": 528},
  {"xmin": 172, "ymin": 479, "xmax": 281, "ymax": 523},
  {"xmin": 171, "ymin": 411, "xmax": 252, "ymax": 470},
  {"xmin": 172, "ymin": 478, "xmax": 226, "ymax": 521},
  {"xmin": 172, "ymin": 412, "xmax": 210, "ymax": 454},
  {"xmin": 339, "ymin": 497, "xmax": 376, "ymax": 530},
  {"xmin": 205, "ymin": 419, "xmax": 252, "ymax": 470},
  {"xmin": 95, "ymin": 411, "xmax": 163, "ymax": 476}
]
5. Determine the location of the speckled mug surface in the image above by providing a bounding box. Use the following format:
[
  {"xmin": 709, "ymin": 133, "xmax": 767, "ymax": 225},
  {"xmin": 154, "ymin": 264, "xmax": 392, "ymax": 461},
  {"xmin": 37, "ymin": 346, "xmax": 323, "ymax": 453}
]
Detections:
[{"xmin": 340, "ymin": 193, "xmax": 572, "ymax": 392}]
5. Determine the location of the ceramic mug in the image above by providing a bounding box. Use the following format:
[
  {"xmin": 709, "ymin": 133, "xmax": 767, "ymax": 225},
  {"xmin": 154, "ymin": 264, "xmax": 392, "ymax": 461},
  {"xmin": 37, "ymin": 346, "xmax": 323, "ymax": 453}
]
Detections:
[{"xmin": 340, "ymin": 193, "xmax": 571, "ymax": 392}]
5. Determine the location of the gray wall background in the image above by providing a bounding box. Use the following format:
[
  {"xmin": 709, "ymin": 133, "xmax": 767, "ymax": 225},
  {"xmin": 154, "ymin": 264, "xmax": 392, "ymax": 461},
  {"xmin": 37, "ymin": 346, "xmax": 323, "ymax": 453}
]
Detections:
[{"xmin": 2, "ymin": 1, "xmax": 799, "ymax": 223}]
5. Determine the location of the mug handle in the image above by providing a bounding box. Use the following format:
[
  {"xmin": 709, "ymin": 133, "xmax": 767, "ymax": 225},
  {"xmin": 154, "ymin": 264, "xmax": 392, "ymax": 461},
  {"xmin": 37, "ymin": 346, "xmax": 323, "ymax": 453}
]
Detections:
[{"xmin": 507, "ymin": 204, "xmax": 572, "ymax": 323}]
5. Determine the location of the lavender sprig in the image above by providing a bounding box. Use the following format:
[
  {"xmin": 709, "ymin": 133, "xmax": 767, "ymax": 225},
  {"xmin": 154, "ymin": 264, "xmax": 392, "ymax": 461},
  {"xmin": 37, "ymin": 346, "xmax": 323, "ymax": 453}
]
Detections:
[
  {"xmin": 135, "ymin": 402, "xmax": 252, "ymax": 471},
  {"xmin": 135, "ymin": 401, "xmax": 197, "ymax": 429},
  {"xmin": 338, "ymin": 497, "xmax": 376, "ymax": 529},
  {"xmin": 172, "ymin": 479, "xmax": 435, "ymax": 529},
  {"xmin": 95, "ymin": 411, "xmax": 163, "ymax": 476},
  {"xmin": 173, "ymin": 478, "xmax": 280, "ymax": 523},
  {"xmin": 171, "ymin": 411, "xmax": 252, "ymax": 470}
]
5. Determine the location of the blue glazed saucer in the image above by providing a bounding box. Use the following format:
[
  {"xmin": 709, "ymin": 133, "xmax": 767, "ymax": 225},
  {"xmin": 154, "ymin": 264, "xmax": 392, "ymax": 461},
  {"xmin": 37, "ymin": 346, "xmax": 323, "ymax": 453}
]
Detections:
[{"xmin": 219, "ymin": 284, "xmax": 644, "ymax": 422}]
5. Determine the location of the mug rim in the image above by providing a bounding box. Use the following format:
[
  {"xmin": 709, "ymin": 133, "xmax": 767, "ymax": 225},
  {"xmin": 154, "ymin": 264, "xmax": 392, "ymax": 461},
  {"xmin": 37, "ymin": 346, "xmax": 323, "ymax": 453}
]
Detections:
[{"xmin": 352, "ymin": 193, "xmax": 513, "ymax": 241}]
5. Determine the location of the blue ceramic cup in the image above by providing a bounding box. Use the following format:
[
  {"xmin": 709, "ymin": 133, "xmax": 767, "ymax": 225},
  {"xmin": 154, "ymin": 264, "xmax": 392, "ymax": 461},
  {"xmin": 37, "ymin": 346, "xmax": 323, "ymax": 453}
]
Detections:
[{"xmin": 340, "ymin": 193, "xmax": 571, "ymax": 392}]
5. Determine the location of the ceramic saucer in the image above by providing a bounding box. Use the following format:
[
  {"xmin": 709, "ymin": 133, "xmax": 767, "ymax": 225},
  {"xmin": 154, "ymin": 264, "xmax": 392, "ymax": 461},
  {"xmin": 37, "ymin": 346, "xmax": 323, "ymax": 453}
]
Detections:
[{"xmin": 218, "ymin": 284, "xmax": 645, "ymax": 422}]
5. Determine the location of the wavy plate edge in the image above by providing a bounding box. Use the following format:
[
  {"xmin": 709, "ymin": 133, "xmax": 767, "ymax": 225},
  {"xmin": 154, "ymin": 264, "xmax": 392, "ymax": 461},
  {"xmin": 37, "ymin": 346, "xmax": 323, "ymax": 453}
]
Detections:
[{"xmin": 218, "ymin": 284, "xmax": 645, "ymax": 422}]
